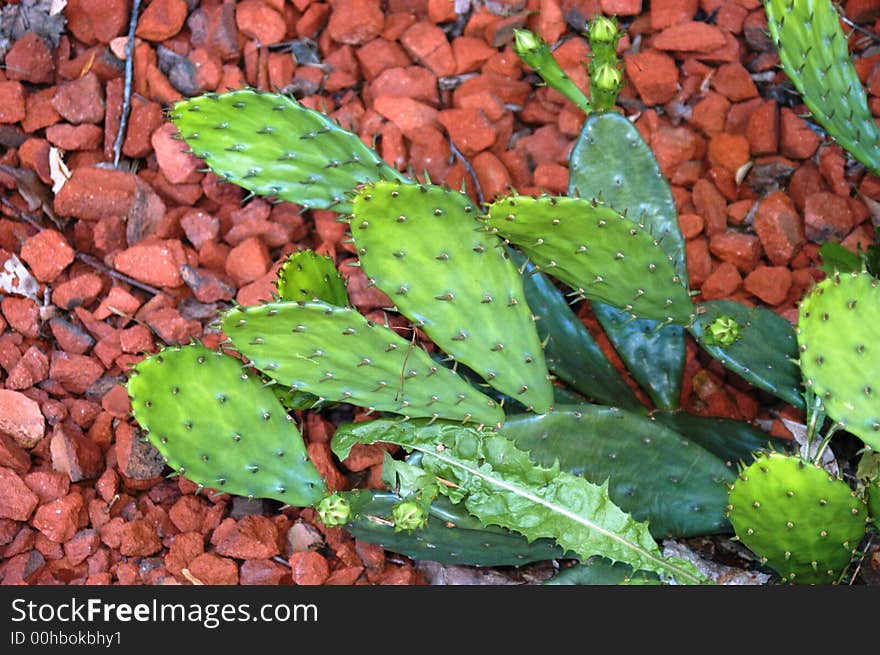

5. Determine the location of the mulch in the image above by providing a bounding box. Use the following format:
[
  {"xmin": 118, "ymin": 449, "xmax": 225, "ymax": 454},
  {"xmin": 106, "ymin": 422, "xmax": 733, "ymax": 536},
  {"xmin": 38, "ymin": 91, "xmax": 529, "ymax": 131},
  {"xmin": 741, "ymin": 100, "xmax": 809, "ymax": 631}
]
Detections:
[{"xmin": 0, "ymin": 0, "xmax": 878, "ymax": 586}]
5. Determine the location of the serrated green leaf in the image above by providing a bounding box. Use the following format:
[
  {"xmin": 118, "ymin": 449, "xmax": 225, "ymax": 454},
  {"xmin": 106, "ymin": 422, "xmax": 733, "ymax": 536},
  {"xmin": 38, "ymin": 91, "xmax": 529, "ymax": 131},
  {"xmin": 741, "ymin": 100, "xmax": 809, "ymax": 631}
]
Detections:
[{"xmin": 332, "ymin": 419, "xmax": 709, "ymax": 584}]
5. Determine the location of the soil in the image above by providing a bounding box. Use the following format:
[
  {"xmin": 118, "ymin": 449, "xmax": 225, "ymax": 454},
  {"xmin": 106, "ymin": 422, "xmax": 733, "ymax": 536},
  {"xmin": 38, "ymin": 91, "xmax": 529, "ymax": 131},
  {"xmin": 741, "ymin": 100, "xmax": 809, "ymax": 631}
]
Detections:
[{"xmin": 0, "ymin": 0, "xmax": 878, "ymax": 586}]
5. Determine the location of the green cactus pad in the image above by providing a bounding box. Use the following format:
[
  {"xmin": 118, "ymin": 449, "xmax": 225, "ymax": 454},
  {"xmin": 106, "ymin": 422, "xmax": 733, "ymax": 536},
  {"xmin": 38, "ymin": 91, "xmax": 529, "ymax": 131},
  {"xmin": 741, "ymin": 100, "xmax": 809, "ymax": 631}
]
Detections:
[
  {"xmin": 797, "ymin": 271, "xmax": 880, "ymax": 449},
  {"xmin": 727, "ymin": 452, "xmax": 867, "ymax": 584},
  {"xmin": 765, "ymin": 0, "xmax": 880, "ymax": 174},
  {"xmin": 545, "ymin": 558, "xmax": 658, "ymax": 585},
  {"xmin": 222, "ymin": 301, "xmax": 504, "ymax": 426},
  {"xmin": 351, "ymin": 181, "xmax": 553, "ymax": 413},
  {"xmin": 486, "ymin": 195, "xmax": 694, "ymax": 325},
  {"xmin": 690, "ymin": 300, "xmax": 803, "ymax": 408},
  {"xmin": 126, "ymin": 344, "xmax": 327, "ymax": 506},
  {"xmin": 503, "ymin": 405, "xmax": 735, "ymax": 538},
  {"xmin": 344, "ymin": 490, "xmax": 567, "ymax": 566},
  {"xmin": 276, "ymin": 250, "xmax": 348, "ymax": 306},
  {"xmin": 170, "ymin": 89, "xmax": 409, "ymax": 212},
  {"xmin": 867, "ymin": 479, "xmax": 879, "ymax": 530}
]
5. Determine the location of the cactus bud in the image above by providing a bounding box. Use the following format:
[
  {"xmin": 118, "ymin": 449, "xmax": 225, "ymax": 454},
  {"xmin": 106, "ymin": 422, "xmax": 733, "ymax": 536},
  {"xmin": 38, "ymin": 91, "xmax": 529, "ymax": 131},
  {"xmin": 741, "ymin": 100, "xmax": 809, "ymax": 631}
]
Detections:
[
  {"xmin": 513, "ymin": 28, "xmax": 542, "ymax": 57},
  {"xmin": 588, "ymin": 15, "xmax": 619, "ymax": 45},
  {"xmin": 392, "ymin": 500, "xmax": 428, "ymax": 532},
  {"xmin": 316, "ymin": 493, "xmax": 352, "ymax": 527},
  {"xmin": 592, "ymin": 62, "xmax": 622, "ymax": 93},
  {"xmin": 703, "ymin": 315, "xmax": 742, "ymax": 348}
]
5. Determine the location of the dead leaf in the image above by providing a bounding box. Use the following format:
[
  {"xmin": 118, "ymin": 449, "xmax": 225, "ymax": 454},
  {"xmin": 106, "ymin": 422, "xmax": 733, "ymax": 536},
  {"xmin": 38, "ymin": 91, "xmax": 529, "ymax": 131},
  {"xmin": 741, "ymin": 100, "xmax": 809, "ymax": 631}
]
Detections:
[
  {"xmin": 0, "ymin": 165, "xmax": 60, "ymax": 227},
  {"xmin": 48, "ymin": 147, "xmax": 71, "ymax": 194},
  {"xmin": 662, "ymin": 540, "xmax": 771, "ymax": 585},
  {"xmin": 0, "ymin": 254, "xmax": 40, "ymax": 301}
]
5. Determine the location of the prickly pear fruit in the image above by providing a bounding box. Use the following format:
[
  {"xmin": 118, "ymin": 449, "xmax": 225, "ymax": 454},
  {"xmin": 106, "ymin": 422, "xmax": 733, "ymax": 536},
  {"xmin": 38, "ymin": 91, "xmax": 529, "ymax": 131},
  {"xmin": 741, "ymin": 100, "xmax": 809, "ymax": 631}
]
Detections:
[
  {"xmin": 169, "ymin": 89, "xmax": 409, "ymax": 212},
  {"xmin": 392, "ymin": 499, "xmax": 429, "ymax": 532},
  {"xmin": 764, "ymin": 0, "xmax": 880, "ymax": 174},
  {"xmin": 513, "ymin": 29, "xmax": 591, "ymax": 115},
  {"xmin": 127, "ymin": 344, "xmax": 327, "ymax": 506},
  {"xmin": 486, "ymin": 195, "xmax": 694, "ymax": 325},
  {"xmin": 316, "ymin": 492, "xmax": 352, "ymax": 527},
  {"xmin": 702, "ymin": 315, "xmax": 742, "ymax": 348},
  {"xmin": 276, "ymin": 250, "xmax": 348, "ymax": 306},
  {"xmin": 727, "ymin": 452, "xmax": 867, "ymax": 584},
  {"xmin": 222, "ymin": 300, "xmax": 504, "ymax": 426},
  {"xmin": 797, "ymin": 271, "xmax": 880, "ymax": 450},
  {"xmin": 351, "ymin": 181, "xmax": 553, "ymax": 413}
]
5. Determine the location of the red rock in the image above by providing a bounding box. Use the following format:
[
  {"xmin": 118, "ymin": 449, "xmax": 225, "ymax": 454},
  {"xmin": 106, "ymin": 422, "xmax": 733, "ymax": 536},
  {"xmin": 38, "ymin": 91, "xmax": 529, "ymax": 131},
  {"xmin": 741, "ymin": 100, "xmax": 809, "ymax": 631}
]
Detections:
[
  {"xmin": 624, "ymin": 50, "xmax": 678, "ymax": 106},
  {"xmin": 224, "ymin": 236, "xmax": 270, "ymax": 287},
  {"xmin": 373, "ymin": 96, "xmax": 438, "ymax": 136},
  {"xmin": 685, "ymin": 237, "xmax": 712, "ymax": 287},
  {"xmin": 692, "ymin": 178, "xmax": 728, "ymax": 236},
  {"xmin": 707, "ymin": 133, "xmax": 750, "ymax": 174},
  {"xmin": 32, "ymin": 492, "xmax": 83, "ymax": 543},
  {"xmin": 48, "ymin": 320, "xmax": 94, "ymax": 356},
  {"xmin": 0, "ymin": 468, "xmax": 39, "ymax": 521},
  {"xmin": 113, "ymin": 239, "xmax": 186, "ymax": 288},
  {"xmin": 7, "ymin": 346, "xmax": 50, "ymax": 390},
  {"xmin": 651, "ymin": 0, "xmax": 698, "ymax": 30},
  {"xmin": 700, "ymin": 262, "xmax": 743, "ymax": 300},
  {"xmin": 744, "ymin": 266, "xmax": 792, "ymax": 306},
  {"xmin": 438, "ymin": 108, "xmax": 496, "ymax": 156},
  {"xmin": 22, "ymin": 88, "xmax": 60, "ymax": 133},
  {"xmin": 452, "ymin": 36, "xmax": 496, "ymax": 75},
  {"xmin": 115, "ymin": 421, "xmax": 165, "ymax": 480},
  {"xmin": 1, "ymin": 296, "xmax": 39, "ymax": 339},
  {"xmin": 136, "ymin": 0, "xmax": 189, "ymax": 41},
  {"xmin": 678, "ymin": 213, "xmax": 704, "ymax": 240},
  {"xmin": 142, "ymin": 307, "xmax": 200, "ymax": 344},
  {"xmin": 234, "ymin": 0, "xmax": 286, "ymax": 44},
  {"xmin": 211, "ymin": 515, "xmax": 280, "ymax": 559},
  {"xmin": 49, "ymin": 424, "xmax": 103, "ymax": 482},
  {"xmin": 711, "ymin": 62, "xmax": 758, "ymax": 101},
  {"xmin": 240, "ymin": 559, "xmax": 287, "ymax": 585},
  {"xmin": 779, "ymin": 108, "xmax": 821, "ymax": 159},
  {"xmin": 804, "ymin": 191, "xmax": 853, "ymax": 242},
  {"xmin": 46, "ymin": 123, "xmax": 103, "ymax": 150},
  {"xmin": 653, "ymin": 21, "xmax": 726, "ymax": 53},
  {"xmin": 709, "ymin": 232, "xmax": 762, "ymax": 273},
  {"xmin": 94, "ymin": 286, "xmax": 142, "ymax": 321},
  {"xmin": 745, "ymin": 100, "xmax": 779, "ymax": 156},
  {"xmin": 401, "ymin": 22, "xmax": 456, "ymax": 77},
  {"xmin": 51, "ymin": 275, "xmax": 104, "ymax": 312},
  {"xmin": 0, "ymin": 389, "xmax": 45, "ymax": 449},
  {"xmin": 753, "ymin": 191, "xmax": 805, "ymax": 265},
  {"xmin": 66, "ymin": 0, "xmax": 130, "ymax": 44},
  {"xmin": 51, "ymin": 73, "xmax": 105, "ymax": 124},
  {"xmin": 690, "ymin": 92, "xmax": 731, "ymax": 136},
  {"xmin": 19, "ymin": 229, "xmax": 75, "ymax": 283},
  {"xmin": 54, "ymin": 167, "xmax": 138, "ymax": 221},
  {"xmin": 151, "ymin": 123, "xmax": 203, "ymax": 184},
  {"xmin": 180, "ymin": 210, "xmax": 220, "ymax": 249},
  {"xmin": 533, "ymin": 162, "xmax": 569, "ymax": 194},
  {"xmin": 49, "ymin": 351, "xmax": 104, "ymax": 395},
  {"xmin": 120, "ymin": 520, "xmax": 162, "ymax": 557},
  {"xmin": 4, "ymin": 32, "xmax": 54, "ymax": 84},
  {"xmin": 356, "ymin": 39, "xmax": 411, "ymax": 81},
  {"xmin": 601, "ymin": 0, "xmax": 640, "ymax": 13},
  {"xmin": 187, "ymin": 552, "xmax": 239, "ymax": 585},
  {"xmin": 368, "ymin": 66, "xmax": 439, "ymax": 106},
  {"xmin": 168, "ymin": 496, "xmax": 209, "ymax": 534},
  {"xmin": 289, "ymin": 550, "xmax": 330, "ymax": 585},
  {"xmin": 0, "ymin": 433, "xmax": 30, "ymax": 475},
  {"xmin": 64, "ymin": 529, "xmax": 101, "ymax": 566},
  {"xmin": 0, "ymin": 81, "xmax": 26, "ymax": 124},
  {"xmin": 818, "ymin": 147, "xmax": 849, "ymax": 197},
  {"xmin": 327, "ymin": 0, "xmax": 384, "ymax": 45}
]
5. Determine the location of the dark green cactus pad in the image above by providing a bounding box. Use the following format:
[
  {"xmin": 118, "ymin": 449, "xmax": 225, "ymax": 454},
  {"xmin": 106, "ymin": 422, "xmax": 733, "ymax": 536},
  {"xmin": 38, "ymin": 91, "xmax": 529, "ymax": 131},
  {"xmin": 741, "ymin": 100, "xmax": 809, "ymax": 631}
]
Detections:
[
  {"xmin": 502, "ymin": 405, "xmax": 735, "ymax": 537},
  {"xmin": 351, "ymin": 181, "xmax": 553, "ymax": 413},
  {"xmin": 569, "ymin": 111, "xmax": 688, "ymax": 410},
  {"xmin": 868, "ymin": 479, "xmax": 879, "ymax": 530},
  {"xmin": 344, "ymin": 490, "xmax": 567, "ymax": 566},
  {"xmin": 797, "ymin": 271, "xmax": 880, "ymax": 450},
  {"xmin": 727, "ymin": 452, "xmax": 867, "ymax": 584},
  {"xmin": 276, "ymin": 249, "xmax": 348, "ymax": 306},
  {"xmin": 222, "ymin": 301, "xmax": 504, "ymax": 426},
  {"xmin": 513, "ymin": 250, "xmax": 641, "ymax": 411},
  {"xmin": 169, "ymin": 89, "xmax": 409, "ymax": 212},
  {"xmin": 126, "ymin": 344, "xmax": 327, "ymax": 506},
  {"xmin": 545, "ymin": 558, "xmax": 658, "ymax": 585},
  {"xmin": 651, "ymin": 411, "xmax": 791, "ymax": 467},
  {"xmin": 765, "ymin": 0, "xmax": 880, "ymax": 174},
  {"xmin": 690, "ymin": 300, "xmax": 803, "ymax": 409},
  {"xmin": 486, "ymin": 195, "xmax": 694, "ymax": 325}
]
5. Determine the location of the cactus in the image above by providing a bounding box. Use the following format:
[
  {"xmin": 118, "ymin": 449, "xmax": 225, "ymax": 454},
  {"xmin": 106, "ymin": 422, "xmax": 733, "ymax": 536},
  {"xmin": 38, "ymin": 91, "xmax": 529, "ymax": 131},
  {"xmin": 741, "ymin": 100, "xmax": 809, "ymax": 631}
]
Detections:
[
  {"xmin": 512, "ymin": 28, "xmax": 592, "ymax": 115},
  {"xmin": 222, "ymin": 300, "xmax": 504, "ymax": 426},
  {"xmin": 545, "ymin": 558, "xmax": 658, "ymax": 585},
  {"xmin": 351, "ymin": 181, "xmax": 553, "ymax": 413},
  {"xmin": 315, "ymin": 493, "xmax": 352, "ymax": 527},
  {"xmin": 727, "ymin": 451, "xmax": 867, "ymax": 584},
  {"xmin": 502, "ymin": 405, "xmax": 736, "ymax": 538},
  {"xmin": 126, "ymin": 344, "xmax": 327, "ymax": 506},
  {"xmin": 486, "ymin": 195, "xmax": 694, "ymax": 325},
  {"xmin": 690, "ymin": 300, "xmax": 804, "ymax": 409},
  {"xmin": 867, "ymin": 479, "xmax": 879, "ymax": 530},
  {"xmin": 169, "ymin": 88, "xmax": 409, "ymax": 213},
  {"xmin": 586, "ymin": 16, "xmax": 624, "ymax": 114},
  {"xmin": 764, "ymin": 0, "xmax": 880, "ymax": 174},
  {"xmin": 276, "ymin": 249, "xmax": 349, "ymax": 306},
  {"xmin": 797, "ymin": 271, "xmax": 880, "ymax": 450}
]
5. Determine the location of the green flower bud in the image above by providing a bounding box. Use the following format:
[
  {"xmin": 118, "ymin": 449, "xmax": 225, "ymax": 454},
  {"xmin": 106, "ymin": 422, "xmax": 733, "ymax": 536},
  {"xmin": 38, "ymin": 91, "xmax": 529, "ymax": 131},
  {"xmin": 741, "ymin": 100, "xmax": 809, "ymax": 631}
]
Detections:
[
  {"xmin": 315, "ymin": 493, "xmax": 351, "ymax": 527},
  {"xmin": 592, "ymin": 63, "xmax": 622, "ymax": 93},
  {"xmin": 392, "ymin": 500, "xmax": 428, "ymax": 532},
  {"xmin": 703, "ymin": 315, "xmax": 742, "ymax": 348},
  {"xmin": 513, "ymin": 28, "xmax": 542, "ymax": 56},
  {"xmin": 588, "ymin": 15, "xmax": 619, "ymax": 45}
]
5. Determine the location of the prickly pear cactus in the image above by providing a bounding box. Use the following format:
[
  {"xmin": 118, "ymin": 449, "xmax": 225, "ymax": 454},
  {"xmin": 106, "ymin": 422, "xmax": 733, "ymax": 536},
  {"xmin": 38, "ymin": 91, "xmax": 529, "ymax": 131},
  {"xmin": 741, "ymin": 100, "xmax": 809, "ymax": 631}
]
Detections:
[
  {"xmin": 276, "ymin": 249, "xmax": 348, "ymax": 306},
  {"xmin": 170, "ymin": 89, "xmax": 409, "ymax": 212},
  {"xmin": 867, "ymin": 480, "xmax": 879, "ymax": 530},
  {"xmin": 351, "ymin": 181, "xmax": 553, "ymax": 413},
  {"xmin": 797, "ymin": 271, "xmax": 880, "ymax": 449},
  {"xmin": 222, "ymin": 300, "xmax": 504, "ymax": 426},
  {"xmin": 764, "ymin": 0, "xmax": 880, "ymax": 174},
  {"xmin": 727, "ymin": 452, "xmax": 867, "ymax": 584},
  {"xmin": 486, "ymin": 195, "xmax": 694, "ymax": 325},
  {"xmin": 126, "ymin": 344, "xmax": 327, "ymax": 506}
]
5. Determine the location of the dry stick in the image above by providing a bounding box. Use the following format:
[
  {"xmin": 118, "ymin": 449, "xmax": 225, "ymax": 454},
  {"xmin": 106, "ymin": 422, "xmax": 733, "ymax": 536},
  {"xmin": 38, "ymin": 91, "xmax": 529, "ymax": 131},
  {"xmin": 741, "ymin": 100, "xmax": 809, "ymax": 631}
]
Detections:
[
  {"xmin": 112, "ymin": 0, "xmax": 144, "ymax": 168},
  {"xmin": 448, "ymin": 139, "xmax": 486, "ymax": 210}
]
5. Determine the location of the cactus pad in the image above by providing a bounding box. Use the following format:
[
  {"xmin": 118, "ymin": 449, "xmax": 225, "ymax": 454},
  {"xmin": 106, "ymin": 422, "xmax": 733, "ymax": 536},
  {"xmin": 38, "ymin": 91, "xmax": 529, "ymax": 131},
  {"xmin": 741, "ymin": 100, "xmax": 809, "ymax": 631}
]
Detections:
[
  {"xmin": 797, "ymin": 271, "xmax": 880, "ymax": 449},
  {"xmin": 486, "ymin": 195, "xmax": 694, "ymax": 325},
  {"xmin": 222, "ymin": 301, "xmax": 504, "ymax": 426},
  {"xmin": 126, "ymin": 344, "xmax": 327, "ymax": 506},
  {"xmin": 170, "ymin": 89, "xmax": 409, "ymax": 212},
  {"xmin": 276, "ymin": 249, "xmax": 348, "ymax": 306},
  {"xmin": 351, "ymin": 181, "xmax": 553, "ymax": 413},
  {"xmin": 727, "ymin": 452, "xmax": 867, "ymax": 584}
]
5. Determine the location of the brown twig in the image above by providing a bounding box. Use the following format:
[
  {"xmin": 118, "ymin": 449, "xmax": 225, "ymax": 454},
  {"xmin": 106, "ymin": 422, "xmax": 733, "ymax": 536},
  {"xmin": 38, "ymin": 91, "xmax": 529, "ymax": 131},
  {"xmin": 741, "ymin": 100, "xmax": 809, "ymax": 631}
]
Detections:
[{"xmin": 112, "ymin": 0, "xmax": 143, "ymax": 168}]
